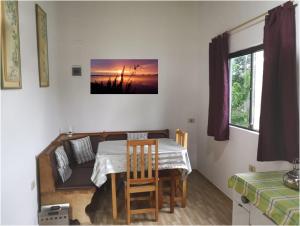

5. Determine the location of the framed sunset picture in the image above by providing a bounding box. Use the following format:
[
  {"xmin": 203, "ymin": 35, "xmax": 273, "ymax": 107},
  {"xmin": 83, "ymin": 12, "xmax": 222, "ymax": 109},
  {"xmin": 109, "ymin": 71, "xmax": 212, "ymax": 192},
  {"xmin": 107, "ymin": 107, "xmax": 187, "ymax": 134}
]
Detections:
[{"xmin": 91, "ymin": 59, "xmax": 158, "ymax": 94}]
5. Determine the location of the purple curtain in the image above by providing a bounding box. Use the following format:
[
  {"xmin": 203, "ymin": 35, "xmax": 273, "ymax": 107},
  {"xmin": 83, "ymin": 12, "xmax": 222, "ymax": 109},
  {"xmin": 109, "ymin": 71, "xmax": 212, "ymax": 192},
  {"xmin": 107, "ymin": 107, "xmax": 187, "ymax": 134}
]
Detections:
[
  {"xmin": 257, "ymin": 2, "xmax": 299, "ymax": 162},
  {"xmin": 207, "ymin": 33, "xmax": 229, "ymax": 141}
]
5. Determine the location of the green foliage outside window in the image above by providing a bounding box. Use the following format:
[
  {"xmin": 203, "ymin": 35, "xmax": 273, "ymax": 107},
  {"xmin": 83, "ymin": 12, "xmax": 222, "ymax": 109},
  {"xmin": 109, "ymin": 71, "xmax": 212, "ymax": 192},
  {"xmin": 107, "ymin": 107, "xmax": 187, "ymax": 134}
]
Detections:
[{"xmin": 230, "ymin": 55, "xmax": 251, "ymax": 128}]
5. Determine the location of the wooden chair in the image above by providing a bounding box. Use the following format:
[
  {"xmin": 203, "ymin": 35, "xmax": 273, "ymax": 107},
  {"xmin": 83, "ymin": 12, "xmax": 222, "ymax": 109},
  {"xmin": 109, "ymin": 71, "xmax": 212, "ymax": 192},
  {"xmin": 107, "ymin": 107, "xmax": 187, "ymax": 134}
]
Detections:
[
  {"xmin": 125, "ymin": 139, "xmax": 159, "ymax": 224},
  {"xmin": 176, "ymin": 128, "xmax": 188, "ymax": 149},
  {"xmin": 158, "ymin": 129, "xmax": 188, "ymax": 212}
]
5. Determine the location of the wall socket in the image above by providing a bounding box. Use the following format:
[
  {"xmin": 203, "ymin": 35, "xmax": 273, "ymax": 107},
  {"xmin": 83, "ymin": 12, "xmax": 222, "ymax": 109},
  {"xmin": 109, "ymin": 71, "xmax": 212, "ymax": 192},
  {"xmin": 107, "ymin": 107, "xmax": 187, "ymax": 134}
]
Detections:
[
  {"xmin": 249, "ymin": 164, "xmax": 256, "ymax": 172},
  {"xmin": 31, "ymin": 180, "xmax": 36, "ymax": 191}
]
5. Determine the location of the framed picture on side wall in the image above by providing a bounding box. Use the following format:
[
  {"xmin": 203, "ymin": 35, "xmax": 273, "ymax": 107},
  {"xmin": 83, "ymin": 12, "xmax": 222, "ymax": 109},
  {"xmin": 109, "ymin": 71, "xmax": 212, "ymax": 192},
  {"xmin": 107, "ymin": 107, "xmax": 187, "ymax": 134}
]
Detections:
[
  {"xmin": 36, "ymin": 4, "xmax": 49, "ymax": 87},
  {"xmin": 1, "ymin": 1, "xmax": 22, "ymax": 89}
]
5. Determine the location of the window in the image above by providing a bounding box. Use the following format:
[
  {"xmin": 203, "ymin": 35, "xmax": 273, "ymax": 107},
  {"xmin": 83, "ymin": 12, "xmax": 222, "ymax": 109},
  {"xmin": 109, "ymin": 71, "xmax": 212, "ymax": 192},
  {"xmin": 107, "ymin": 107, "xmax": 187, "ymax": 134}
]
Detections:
[{"xmin": 229, "ymin": 45, "xmax": 264, "ymax": 131}]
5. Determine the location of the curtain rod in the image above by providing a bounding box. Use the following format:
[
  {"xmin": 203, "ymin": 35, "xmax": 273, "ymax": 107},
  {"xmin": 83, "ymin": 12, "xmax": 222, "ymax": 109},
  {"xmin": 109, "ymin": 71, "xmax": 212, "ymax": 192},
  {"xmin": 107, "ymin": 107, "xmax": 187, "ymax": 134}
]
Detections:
[{"xmin": 228, "ymin": 3, "xmax": 298, "ymax": 34}]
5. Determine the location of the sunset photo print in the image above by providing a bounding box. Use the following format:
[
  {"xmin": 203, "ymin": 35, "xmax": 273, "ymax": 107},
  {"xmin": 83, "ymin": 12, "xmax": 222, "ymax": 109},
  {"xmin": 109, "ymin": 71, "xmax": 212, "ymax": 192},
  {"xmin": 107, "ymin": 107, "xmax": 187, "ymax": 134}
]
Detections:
[{"xmin": 90, "ymin": 59, "xmax": 158, "ymax": 94}]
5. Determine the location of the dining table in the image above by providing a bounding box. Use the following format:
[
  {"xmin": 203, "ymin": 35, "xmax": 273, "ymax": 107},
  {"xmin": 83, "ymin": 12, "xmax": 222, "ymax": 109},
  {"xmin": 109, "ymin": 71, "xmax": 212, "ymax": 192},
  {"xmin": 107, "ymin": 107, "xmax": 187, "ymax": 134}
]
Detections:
[{"xmin": 91, "ymin": 138, "xmax": 192, "ymax": 220}]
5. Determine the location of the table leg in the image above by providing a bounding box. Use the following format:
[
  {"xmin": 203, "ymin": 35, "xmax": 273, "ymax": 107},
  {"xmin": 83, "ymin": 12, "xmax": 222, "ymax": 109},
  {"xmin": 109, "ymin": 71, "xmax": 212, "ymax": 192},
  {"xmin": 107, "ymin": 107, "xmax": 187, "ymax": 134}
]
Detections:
[
  {"xmin": 182, "ymin": 178, "xmax": 187, "ymax": 208},
  {"xmin": 170, "ymin": 171, "xmax": 175, "ymax": 213},
  {"xmin": 111, "ymin": 173, "xmax": 117, "ymax": 220}
]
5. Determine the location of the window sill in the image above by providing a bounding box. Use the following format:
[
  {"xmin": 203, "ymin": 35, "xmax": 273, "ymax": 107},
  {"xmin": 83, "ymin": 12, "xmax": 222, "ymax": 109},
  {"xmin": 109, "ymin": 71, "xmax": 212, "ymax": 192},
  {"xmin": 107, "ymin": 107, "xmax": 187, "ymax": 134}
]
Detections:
[{"xmin": 229, "ymin": 124, "xmax": 259, "ymax": 135}]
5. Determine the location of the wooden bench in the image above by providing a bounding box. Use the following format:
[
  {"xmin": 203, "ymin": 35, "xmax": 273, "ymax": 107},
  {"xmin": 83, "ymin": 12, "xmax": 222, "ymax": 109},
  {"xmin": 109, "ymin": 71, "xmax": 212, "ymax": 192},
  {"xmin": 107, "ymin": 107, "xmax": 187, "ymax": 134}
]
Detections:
[{"xmin": 38, "ymin": 129, "xmax": 169, "ymax": 224}]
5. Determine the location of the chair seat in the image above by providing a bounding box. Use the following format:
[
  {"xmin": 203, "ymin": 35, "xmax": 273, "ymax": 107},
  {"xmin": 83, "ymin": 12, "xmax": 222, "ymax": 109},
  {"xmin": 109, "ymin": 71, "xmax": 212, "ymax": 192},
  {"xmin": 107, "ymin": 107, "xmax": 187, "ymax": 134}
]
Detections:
[
  {"xmin": 129, "ymin": 185, "xmax": 156, "ymax": 193},
  {"xmin": 129, "ymin": 178, "xmax": 157, "ymax": 184},
  {"xmin": 124, "ymin": 178, "xmax": 158, "ymax": 185}
]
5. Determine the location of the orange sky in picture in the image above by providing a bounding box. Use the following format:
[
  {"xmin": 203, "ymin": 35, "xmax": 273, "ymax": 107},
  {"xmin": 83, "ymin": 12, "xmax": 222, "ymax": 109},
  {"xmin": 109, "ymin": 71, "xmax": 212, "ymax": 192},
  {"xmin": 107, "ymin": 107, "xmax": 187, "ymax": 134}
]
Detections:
[{"xmin": 91, "ymin": 59, "xmax": 158, "ymax": 76}]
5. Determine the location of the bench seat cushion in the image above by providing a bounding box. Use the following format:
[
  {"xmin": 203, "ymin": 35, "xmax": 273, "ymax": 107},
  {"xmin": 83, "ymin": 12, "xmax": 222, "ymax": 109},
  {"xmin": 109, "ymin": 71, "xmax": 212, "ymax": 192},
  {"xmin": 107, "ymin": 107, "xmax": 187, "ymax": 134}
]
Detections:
[
  {"xmin": 74, "ymin": 160, "xmax": 95, "ymax": 169},
  {"xmin": 56, "ymin": 167, "xmax": 94, "ymax": 190}
]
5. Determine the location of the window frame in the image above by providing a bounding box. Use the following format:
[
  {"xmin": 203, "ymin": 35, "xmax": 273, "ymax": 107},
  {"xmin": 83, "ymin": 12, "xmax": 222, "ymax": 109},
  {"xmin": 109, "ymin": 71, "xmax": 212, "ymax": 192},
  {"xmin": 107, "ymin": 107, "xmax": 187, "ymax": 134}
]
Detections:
[{"xmin": 228, "ymin": 44, "xmax": 264, "ymax": 132}]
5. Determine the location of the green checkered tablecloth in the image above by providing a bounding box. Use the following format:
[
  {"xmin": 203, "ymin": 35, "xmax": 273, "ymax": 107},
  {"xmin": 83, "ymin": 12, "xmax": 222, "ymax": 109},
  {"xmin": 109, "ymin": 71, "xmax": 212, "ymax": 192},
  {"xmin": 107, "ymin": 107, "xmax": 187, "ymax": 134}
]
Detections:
[{"xmin": 228, "ymin": 171, "xmax": 299, "ymax": 225}]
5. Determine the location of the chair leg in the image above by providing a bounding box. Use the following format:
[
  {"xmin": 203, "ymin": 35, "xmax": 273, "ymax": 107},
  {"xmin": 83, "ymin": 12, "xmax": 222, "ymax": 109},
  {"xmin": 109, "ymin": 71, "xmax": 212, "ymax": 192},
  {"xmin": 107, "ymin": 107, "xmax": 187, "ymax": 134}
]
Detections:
[
  {"xmin": 124, "ymin": 185, "xmax": 127, "ymax": 211},
  {"xmin": 155, "ymin": 184, "xmax": 159, "ymax": 222},
  {"xmin": 175, "ymin": 178, "xmax": 180, "ymax": 196},
  {"xmin": 181, "ymin": 179, "xmax": 187, "ymax": 208},
  {"xmin": 158, "ymin": 180, "xmax": 163, "ymax": 209},
  {"xmin": 149, "ymin": 191, "xmax": 154, "ymax": 207},
  {"xmin": 170, "ymin": 174, "xmax": 175, "ymax": 213},
  {"xmin": 126, "ymin": 188, "xmax": 131, "ymax": 224}
]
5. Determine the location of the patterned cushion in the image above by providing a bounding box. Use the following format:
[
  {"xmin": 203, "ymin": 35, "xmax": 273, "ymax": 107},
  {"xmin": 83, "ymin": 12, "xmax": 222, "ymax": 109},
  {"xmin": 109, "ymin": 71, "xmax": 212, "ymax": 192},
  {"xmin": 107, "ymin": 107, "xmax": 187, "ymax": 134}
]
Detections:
[
  {"xmin": 55, "ymin": 146, "xmax": 72, "ymax": 182},
  {"xmin": 57, "ymin": 166, "xmax": 72, "ymax": 183},
  {"xmin": 127, "ymin": 132, "xmax": 148, "ymax": 140},
  {"xmin": 55, "ymin": 146, "xmax": 69, "ymax": 168},
  {"xmin": 70, "ymin": 136, "xmax": 95, "ymax": 164}
]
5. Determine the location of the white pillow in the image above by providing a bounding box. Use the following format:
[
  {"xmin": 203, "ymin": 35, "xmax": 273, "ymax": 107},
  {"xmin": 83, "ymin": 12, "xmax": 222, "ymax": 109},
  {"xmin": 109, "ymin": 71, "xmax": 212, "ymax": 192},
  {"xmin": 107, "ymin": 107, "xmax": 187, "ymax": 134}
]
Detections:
[
  {"xmin": 57, "ymin": 166, "xmax": 72, "ymax": 183},
  {"xmin": 55, "ymin": 146, "xmax": 69, "ymax": 168},
  {"xmin": 55, "ymin": 146, "xmax": 72, "ymax": 182},
  {"xmin": 70, "ymin": 136, "xmax": 95, "ymax": 164},
  {"xmin": 127, "ymin": 132, "xmax": 148, "ymax": 140}
]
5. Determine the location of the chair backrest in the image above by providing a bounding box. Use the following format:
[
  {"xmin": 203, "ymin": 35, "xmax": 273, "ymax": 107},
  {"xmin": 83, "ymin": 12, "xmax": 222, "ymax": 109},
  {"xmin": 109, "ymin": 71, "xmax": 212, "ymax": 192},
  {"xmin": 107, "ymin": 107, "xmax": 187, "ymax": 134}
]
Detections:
[
  {"xmin": 176, "ymin": 129, "xmax": 188, "ymax": 149},
  {"xmin": 126, "ymin": 139, "xmax": 159, "ymax": 184}
]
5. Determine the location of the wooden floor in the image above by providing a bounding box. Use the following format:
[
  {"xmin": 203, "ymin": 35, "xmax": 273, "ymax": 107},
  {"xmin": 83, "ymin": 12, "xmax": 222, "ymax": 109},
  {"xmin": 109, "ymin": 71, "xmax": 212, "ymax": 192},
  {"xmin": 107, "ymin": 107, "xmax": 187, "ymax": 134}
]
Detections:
[{"xmin": 86, "ymin": 170, "xmax": 232, "ymax": 225}]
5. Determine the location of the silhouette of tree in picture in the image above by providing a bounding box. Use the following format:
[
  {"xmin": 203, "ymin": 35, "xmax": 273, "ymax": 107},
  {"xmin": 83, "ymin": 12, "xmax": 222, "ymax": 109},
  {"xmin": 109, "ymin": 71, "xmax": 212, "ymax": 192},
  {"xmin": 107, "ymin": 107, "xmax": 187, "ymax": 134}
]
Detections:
[{"xmin": 91, "ymin": 64, "xmax": 142, "ymax": 94}]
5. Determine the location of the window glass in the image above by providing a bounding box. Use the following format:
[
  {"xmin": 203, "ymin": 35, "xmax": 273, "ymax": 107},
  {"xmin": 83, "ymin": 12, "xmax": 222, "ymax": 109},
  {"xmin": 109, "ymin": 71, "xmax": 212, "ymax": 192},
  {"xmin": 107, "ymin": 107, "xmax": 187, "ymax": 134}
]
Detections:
[
  {"xmin": 252, "ymin": 51, "xmax": 263, "ymax": 131},
  {"xmin": 230, "ymin": 54, "xmax": 251, "ymax": 128},
  {"xmin": 229, "ymin": 45, "xmax": 263, "ymax": 131}
]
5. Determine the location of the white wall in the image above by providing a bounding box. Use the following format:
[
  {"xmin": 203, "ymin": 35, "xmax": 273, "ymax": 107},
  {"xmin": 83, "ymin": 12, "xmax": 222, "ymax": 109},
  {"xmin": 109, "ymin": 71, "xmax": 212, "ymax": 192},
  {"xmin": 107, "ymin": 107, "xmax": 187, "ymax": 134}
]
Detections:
[
  {"xmin": 56, "ymin": 1, "xmax": 202, "ymax": 169},
  {"xmin": 1, "ymin": 1, "xmax": 299, "ymax": 224},
  {"xmin": 1, "ymin": 1, "xmax": 62, "ymax": 224},
  {"xmin": 196, "ymin": 1, "xmax": 299, "ymax": 198}
]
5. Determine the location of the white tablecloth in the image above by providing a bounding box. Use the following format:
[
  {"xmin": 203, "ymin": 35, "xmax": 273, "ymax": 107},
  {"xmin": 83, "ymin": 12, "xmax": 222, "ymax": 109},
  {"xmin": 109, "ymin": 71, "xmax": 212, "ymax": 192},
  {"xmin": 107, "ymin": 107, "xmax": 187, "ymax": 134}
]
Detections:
[{"xmin": 91, "ymin": 138, "xmax": 192, "ymax": 187}]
